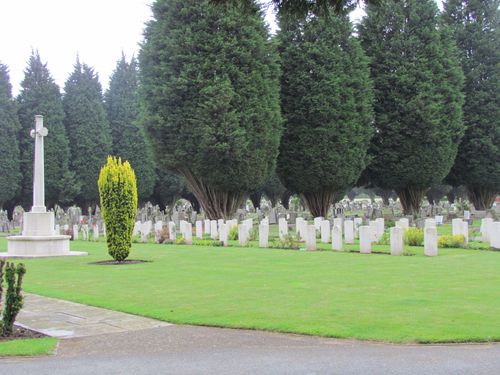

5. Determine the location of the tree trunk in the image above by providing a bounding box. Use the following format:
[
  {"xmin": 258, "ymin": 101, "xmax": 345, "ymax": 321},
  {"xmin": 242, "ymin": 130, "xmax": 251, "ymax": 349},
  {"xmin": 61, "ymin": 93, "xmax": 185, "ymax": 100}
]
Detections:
[
  {"xmin": 446, "ymin": 190, "xmax": 455, "ymax": 204},
  {"xmin": 249, "ymin": 192, "xmax": 262, "ymax": 210},
  {"xmin": 301, "ymin": 190, "xmax": 336, "ymax": 218},
  {"xmin": 281, "ymin": 190, "xmax": 292, "ymax": 210},
  {"xmin": 466, "ymin": 185, "xmax": 496, "ymax": 210},
  {"xmin": 180, "ymin": 168, "xmax": 247, "ymax": 220},
  {"xmin": 380, "ymin": 189, "xmax": 391, "ymax": 206},
  {"xmin": 396, "ymin": 186, "xmax": 427, "ymax": 216}
]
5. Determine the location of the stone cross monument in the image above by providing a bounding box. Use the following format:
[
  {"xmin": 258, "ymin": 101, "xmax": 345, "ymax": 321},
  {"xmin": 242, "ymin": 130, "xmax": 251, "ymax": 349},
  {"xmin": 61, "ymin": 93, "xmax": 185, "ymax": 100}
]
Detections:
[{"xmin": 3, "ymin": 115, "xmax": 86, "ymax": 258}]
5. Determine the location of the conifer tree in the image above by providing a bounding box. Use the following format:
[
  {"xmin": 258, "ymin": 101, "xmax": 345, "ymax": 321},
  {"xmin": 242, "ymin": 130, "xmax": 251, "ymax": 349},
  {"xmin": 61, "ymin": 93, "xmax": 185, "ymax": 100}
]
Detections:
[
  {"xmin": 17, "ymin": 52, "xmax": 78, "ymax": 208},
  {"xmin": 277, "ymin": 13, "xmax": 374, "ymax": 217},
  {"xmin": 63, "ymin": 60, "xmax": 111, "ymax": 206},
  {"xmin": 359, "ymin": 0, "xmax": 465, "ymax": 215},
  {"xmin": 105, "ymin": 55, "xmax": 156, "ymax": 202},
  {"xmin": 443, "ymin": 0, "xmax": 500, "ymax": 210},
  {"xmin": 139, "ymin": 0, "xmax": 282, "ymax": 219},
  {"xmin": 0, "ymin": 64, "xmax": 21, "ymax": 210}
]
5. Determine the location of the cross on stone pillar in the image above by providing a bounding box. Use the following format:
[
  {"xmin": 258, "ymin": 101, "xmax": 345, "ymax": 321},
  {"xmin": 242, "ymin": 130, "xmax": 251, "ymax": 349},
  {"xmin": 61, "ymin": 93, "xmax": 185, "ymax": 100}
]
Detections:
[{"xmin": 30, "ymin": 115, "xmax": 48, "ymax": 213}]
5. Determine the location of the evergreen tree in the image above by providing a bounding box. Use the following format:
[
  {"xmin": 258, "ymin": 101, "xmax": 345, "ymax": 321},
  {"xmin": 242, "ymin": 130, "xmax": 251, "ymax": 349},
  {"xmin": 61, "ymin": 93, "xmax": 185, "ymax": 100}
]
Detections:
[
  {"xmin": 63, "ymin": 60, "xmax": 111, "ymax": 206},
  {"xmin": 277, "ymin": 13, "xmax": 374, "ymax": 217},
  {"xmin": 359, "ymin": 0, "xmax": 464, "ymax": 215},
  {"xmin": 262, "ymin": 173, "xmax": 286, "ymax": 207},
  {"xmin": 139, "ymin": 0, "xmax": 282, "ymax": 219},
  {"xmin": 17, "ymin": 52, "xmax": 78, "ymax": 208},
  {"xmin": 105, "ymin": 54, "xmax": 156, "ymax": 202},
  {"xmin": 443, "ymin": 0, "xmax": 500, "ymax": 210},
  {"xmin": 150, "ymin": 169, "xmax": 185, "ymax": 210},
  {"xmin": 0, "ymin": 64, "xmax": 21, "ymax": 209}
]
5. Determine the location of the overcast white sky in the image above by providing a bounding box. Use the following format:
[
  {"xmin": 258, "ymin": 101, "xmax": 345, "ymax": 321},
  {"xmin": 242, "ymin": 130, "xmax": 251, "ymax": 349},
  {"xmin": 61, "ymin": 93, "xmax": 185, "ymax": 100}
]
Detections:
[{"xmin": 0, "ymin": 0, "xmax": 441, "ymax": 96}]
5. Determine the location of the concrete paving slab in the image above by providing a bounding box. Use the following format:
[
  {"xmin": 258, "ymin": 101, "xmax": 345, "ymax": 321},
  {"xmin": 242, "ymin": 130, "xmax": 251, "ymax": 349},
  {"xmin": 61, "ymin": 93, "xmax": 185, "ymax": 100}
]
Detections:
[{"xmin": 15, "ymin": 293, "xmax": 172, "ymax": 338}]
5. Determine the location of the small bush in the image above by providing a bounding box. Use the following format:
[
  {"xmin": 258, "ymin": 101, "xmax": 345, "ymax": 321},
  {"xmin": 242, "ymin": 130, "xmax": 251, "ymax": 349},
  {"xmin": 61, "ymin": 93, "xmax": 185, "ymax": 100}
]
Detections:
[
  {"xmin": 228, "ymin": 225, "xmax": 238, "ymax": 240},
  {"xmin": 271, "ymin": 233, "xmax": 301, "ymax": 250},
  {"xmin": 438, "ymin": 235, "xmax": 465, "ymax": 248},
  {"xmin": 175, "ymin": 237, "xmax": 186, "ymax": 245},
  {"xmin": 193, "ymin": 239, "xmax": 224, "ymax": 247},
  {"xmin": 404, "ymin": 227, "xmax": 424, "ymax": 246},
  {"xmin": 0, "ymin": 261, "xmax": 27, "ymax": 336},
  {"xmin": 98, "ymin": 156, "xmax": 138, "ymax": 261},
  {"xmin": 376, "ymin": 232, "xmax": 390, "ymax": 245},
  {"xmin": 249, "ymin": 227, "xmax": 258, "ymax": 241}
]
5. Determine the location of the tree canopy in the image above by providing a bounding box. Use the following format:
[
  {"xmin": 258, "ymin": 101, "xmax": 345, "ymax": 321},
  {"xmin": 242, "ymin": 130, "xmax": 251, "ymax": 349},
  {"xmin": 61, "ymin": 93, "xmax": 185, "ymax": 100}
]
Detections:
[
  {"xmin": 277, "ymin": 13, "xmax": 373, "ymax": 217},
  {"xmin": 139, "ymin": 0, "xmax": 282, "ymax": 219},
  {"xmin": 359, "ymin": 0, "xmax": 465, "ymax": 215},
  {"xmin": 443, "ymin": 0, "xmax": 500, "ymax": 210}
]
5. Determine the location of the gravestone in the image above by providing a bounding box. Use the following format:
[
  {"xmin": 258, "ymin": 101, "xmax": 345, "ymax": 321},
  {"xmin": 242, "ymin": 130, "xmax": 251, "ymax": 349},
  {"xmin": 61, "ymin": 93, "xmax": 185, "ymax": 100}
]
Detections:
[
  {"xmin": 452, "ymin": 218, "xmax": 463, "ymax": 236},
  {"xmin": 314, "ymin": 217, "xmax": 324, "ymax": 231},
  {"xmin": 81, "ymin": 224, "xmax": 89, "ymax": 241},
  {"xmin": 344, "ymin": 220, "xmax": 354, "ymax": 244},
  {"xmin": 331, "ymin": 225, "xmax": 342, "ymax": 251},
  {"xmin": 204, "ymin": 219, "xmax": 211, "ymax": 235},
  {"xmin": 424, "ymin": 218, "xmax": 436, "ymax": 229},
  {"xmin": 93, "ymin": 224, "xmax": 99, "ymax": 241},
  {"xmin": 424, "ymin": 227, "xmax": 438, "ymax": 256},
  {"xmin": 220, "ymin": 223, "xmax": 229, "ymax": 246},
  {"xmin": 278, "ymin": 218, "xmax": 288, "ymax": 240},
  {"xmin": 461, "ymin": 221, "xmax": 469, "ymax": 246},
  {"xmin": 210, "ymin": 220, "xmax": 218, "ymax": 240},
  {"xmin": 390, "ymin": 227, "xmax": 403, "ymax": 256},
  {"xmin": 168, "ymin": 221, "xmax": 176, "ymax": 241},
  {"xmin": 73, "ymin": 224, "xmax": 79, "ymax": 240},
  {"xmin": 480, "ymin": 218, "xmax": 493, "ymax": 242},
  {"xmin": 320, "ymin": 220, "xmax": 330, "ymax": 243},
  {"xmin": 359, "ymin": 226, "xmax": 371, "ymax": 254},
  {"xmin": 396, "ymin": 218, "xmax": 409, "ymax": 230},
  {"xmin": 238, "ymin": 224, "xmax": 249, "ymax": 246},
  {"xmin": 306, "ymin": 224, "xmax": 316, "ymax": 251},
  {"xmin": 490, "ymin": 222, "xmax": 500, "ymax": 249},
  {"xmin": 369, "ymin": 220, "xmax": 379, "ymax": 242},
  {"xmin": 183, "ymin": 222, "xmax": 193, "ymax": 244},
  {"xmin": 195, "ymin": 221, "xmax": 203, "ymax": 239},
  {"xmin": 259, "ymin": 223, "xmax": 269, "ymax": 248}
]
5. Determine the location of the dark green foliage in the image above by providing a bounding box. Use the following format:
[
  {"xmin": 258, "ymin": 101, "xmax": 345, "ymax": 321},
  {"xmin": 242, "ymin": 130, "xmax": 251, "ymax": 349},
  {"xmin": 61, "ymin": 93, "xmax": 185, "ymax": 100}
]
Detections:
[
  {"xmin": 211, "ymin": 0, "xmax": 381, "ymax": 18},
  {"xmin": 139, "ymin": 0, "xmax": 282, "ymax": 219},
  {"xmin": 359, "ymin": 0, "xmax": 465, "ymax": 215},
  {"xmin": 262, "ymin": 173, "xmax": 286, "ymax": 207},
  {"xmin": 0, "ymin": 64, "xmax": 21, "ymax": 209},
  {"xmin": 0, "ymin": 261, "xmax": 26, "ymax": 336},
  {"xmin": 249, "ymin": 191, "xmax": 263, "ymax": 209},
  {"xmin": 150, "ymin": 169, "xmax": 185, "ymax": 209},
  {"xmin": 426, "ymin": 184, "xmax": 452, "ymax": 205},
  {"xmin": 64, "ymin": 60, "xmax": 112, "ymax": 206},
  {"xmin": 277, "ymin": 14, "xmax": 373, "ymax": 217},
  {"xmin": 17, "ymin": 52, "xmax": 78, "ymax": 208},
  {"xmin": 105, "ymin": 55, "xmax": 156, "ymax": 202},
  {"xmin": 443, "ymin": 0, "xmax": 500, "ymax": 210},
  {"xmin": 98, "ymin": 156, "xmax": 138, "ymax": 262}
]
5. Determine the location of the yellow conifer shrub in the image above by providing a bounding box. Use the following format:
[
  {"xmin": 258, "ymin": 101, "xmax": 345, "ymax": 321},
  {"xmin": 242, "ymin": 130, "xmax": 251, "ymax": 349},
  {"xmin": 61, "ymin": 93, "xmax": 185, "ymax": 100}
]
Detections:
[{"xmin": 98, "ymin": 156, "xmax": 138, "ymax": 261}]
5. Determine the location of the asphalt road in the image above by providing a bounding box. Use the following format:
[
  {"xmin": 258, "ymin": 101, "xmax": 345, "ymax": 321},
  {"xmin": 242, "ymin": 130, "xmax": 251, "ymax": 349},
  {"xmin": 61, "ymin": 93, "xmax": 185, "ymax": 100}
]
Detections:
[{"xmin": 1, "ymin": 325, "xmax": 499, "ymax": 374}]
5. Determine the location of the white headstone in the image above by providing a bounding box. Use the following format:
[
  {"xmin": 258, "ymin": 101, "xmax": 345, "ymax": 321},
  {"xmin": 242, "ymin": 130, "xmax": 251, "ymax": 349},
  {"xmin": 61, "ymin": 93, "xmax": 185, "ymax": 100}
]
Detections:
[
  {"xmin": 195, "ymin": 221, "xmax": 203, "ymax": 239},
  {"xmin": 463, "ymin": 210, "xmax": 471, "ymax": 220},
  {"xmin": 55, "ymin": 224, "xmax": 60, "ymax": 235},
  {"xmin": 183, "ymin": 223, "xmax": 192, "ymax": 244},
  {"xmin": 490, "ymin": 222, "xmax": 500, "ymax": 249},
  {"xmin": 296, "ymin": 217, "xmax": 307, "ymax": 241},
  {"xmin": 217, "ymin": 219, "xmax": 225, "ymax": 233},
  {"xmin": 344, "ymin": 220, "xmax": 354, "ymax": 244},
  {"xmin": 238, "ymin": 224, "xmax": 248, "ymax": 246},
  {"xmin": 424, "ymin": 218, "xmax": 436, "ymax": 229},
  {"xmin": 133, "ymin": 221, "xmax": 141, "ymax": 236},
  {"xmin": 82, "ymin": 224, "xmax": 89, "ymax": 241},
  {"xmin": 461, "ymin": 221, "xmax": 469, "ymax": 246},
  {"xmin": 259, "ymin": 223, "xmax": 269, "ymax": 248},
  {"xmin": 435, "ymin": 215, "xmax": 444, "ymax": 225},
  {"xmin": 397, "ymin": 218, "xmax": 409, "ymax": 229},
  {"xmin": 204, "ymin": 219, "xmax": 211, "ymax": 234},
  {"xmin": 390, "ymin": 227, "xmax": 404, "ymax": 256},
  {"xmin": 73, "ymin": 224, "xmax": 79, "ymax": 240},
  {"xmin": 306, "ymin": 224, "xmax": 316, "ymax": 251},
  {"xmin": 359, "ymin": 226, "xmax": 371, "ymax": 254},
  {"xmin": 333, "ymin": 218, "xmax": 343, "ymax": 235},
  {"xmin": 278, "ymin": 218, "xmax": 288, "ymax": 240},
  {"xmin": 332, "ymin": 225, "xmax": 342, "ymax": 251},
  {"xmin": 320, "ymin": 220, "xmax": 330, "ymax": 243},
  {"xmin": 168, "ymin": 221, "xmax": 176, "ymax": 241},
  {"xmin": 314, "ymin": 217, "xmax": 324, "ymax": 231},
  {"xmin": 354, "ymin": 217, "xmax": 363, "ymax": 238},
  {"xmin": 220, "ymin": 223, "xmax": 229, "ymax": 246},
  {"xmin": 481, "ymin": 218, "xmax": 493, "ymax": 242},
  {"xmin": 369, "ymin": 220, "xmax": 379, "ymax": 242},
  {"xmin": 375, "ymin": 218, "xmax": 385, "ymax": 240},
  {"xmin": 424, "ymin": 227, "xmax": 438, "ymax": 256},
  {"xmin": 93, "ymin": 224, "xmax": 99, "ymax": 241},
  {"xmin": 452, "ymin": 218, "xmax": 463, "ymax": 236},
  {"xmin": 210, "ymin": 220, "xmax": 218, "ymax": 240}
]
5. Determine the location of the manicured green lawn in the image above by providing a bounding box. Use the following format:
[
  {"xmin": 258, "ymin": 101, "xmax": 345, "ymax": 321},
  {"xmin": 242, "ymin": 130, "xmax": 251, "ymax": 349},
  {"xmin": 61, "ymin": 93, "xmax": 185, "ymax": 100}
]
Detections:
[
  {"xmin": 0, "ymin": 338, "xmax": 57, "ymax": 357},
  {"xmin": 0, "ymin": 232, "xmax": 498, "ymax": 344}
]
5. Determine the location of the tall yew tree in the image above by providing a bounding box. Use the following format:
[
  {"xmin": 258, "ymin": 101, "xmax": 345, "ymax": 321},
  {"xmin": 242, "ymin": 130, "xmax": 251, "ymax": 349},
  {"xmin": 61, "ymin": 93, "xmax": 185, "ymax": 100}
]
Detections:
[
  {"xmin": 17, "ymin": 52, "xmax": 78, "ymax": 208},
  {"xmin": 63, "ymin": 60, "xmax": 111, "ymax": 206},
  {"xmin": 105, "ymin": 55, "xmax": 156, "ymax": 202},
  {"xmin": 0, "ymin": 64, "xmax": 21, "ymax": 209},
  {"xmin": 277, "ymin": 13, "xmax": 374, "ymax": 217},
  {"xmin": 359, "ymin": 0, "xmax": 464, "ymax": 215},
  {"xmin": 139, "ymin": 0, "xmax": 282, "ymax": 219},
  {"xmin": 443, "ymin": 0, "xmax": 500, "ymax": 210}
]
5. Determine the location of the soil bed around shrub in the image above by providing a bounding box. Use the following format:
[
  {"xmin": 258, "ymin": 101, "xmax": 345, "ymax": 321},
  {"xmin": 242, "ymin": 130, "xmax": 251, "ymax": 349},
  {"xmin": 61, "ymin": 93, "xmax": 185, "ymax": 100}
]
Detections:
[
  {"xmin": 0, "ymin": 325, "xmax": 47, "ymax": 342},
  {"xmin": 90, "ymin": 259, "xmax": 150, "ymax": 265}
]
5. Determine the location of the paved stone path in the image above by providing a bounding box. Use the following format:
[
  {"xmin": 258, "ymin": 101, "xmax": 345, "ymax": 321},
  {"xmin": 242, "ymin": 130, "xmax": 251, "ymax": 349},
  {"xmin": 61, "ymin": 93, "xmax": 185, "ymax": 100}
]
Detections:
[{"xmin": 16, "ymin": 293, "xmax": 171, "ymax": 338}]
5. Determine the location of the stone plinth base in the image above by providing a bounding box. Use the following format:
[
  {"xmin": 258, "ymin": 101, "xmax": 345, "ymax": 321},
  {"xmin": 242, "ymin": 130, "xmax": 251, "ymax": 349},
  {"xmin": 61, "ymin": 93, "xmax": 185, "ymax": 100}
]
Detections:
[{"xmin": 3, "ymin": 235, "xmax": 87, "ymax": 258}]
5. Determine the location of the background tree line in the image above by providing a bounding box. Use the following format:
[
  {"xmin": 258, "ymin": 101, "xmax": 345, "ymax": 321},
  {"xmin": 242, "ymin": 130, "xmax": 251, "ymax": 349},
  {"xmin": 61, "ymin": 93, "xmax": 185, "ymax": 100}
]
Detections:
[{"xmin": 0, "ymin": 0, "xmax": 498, "ymax": 219}]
